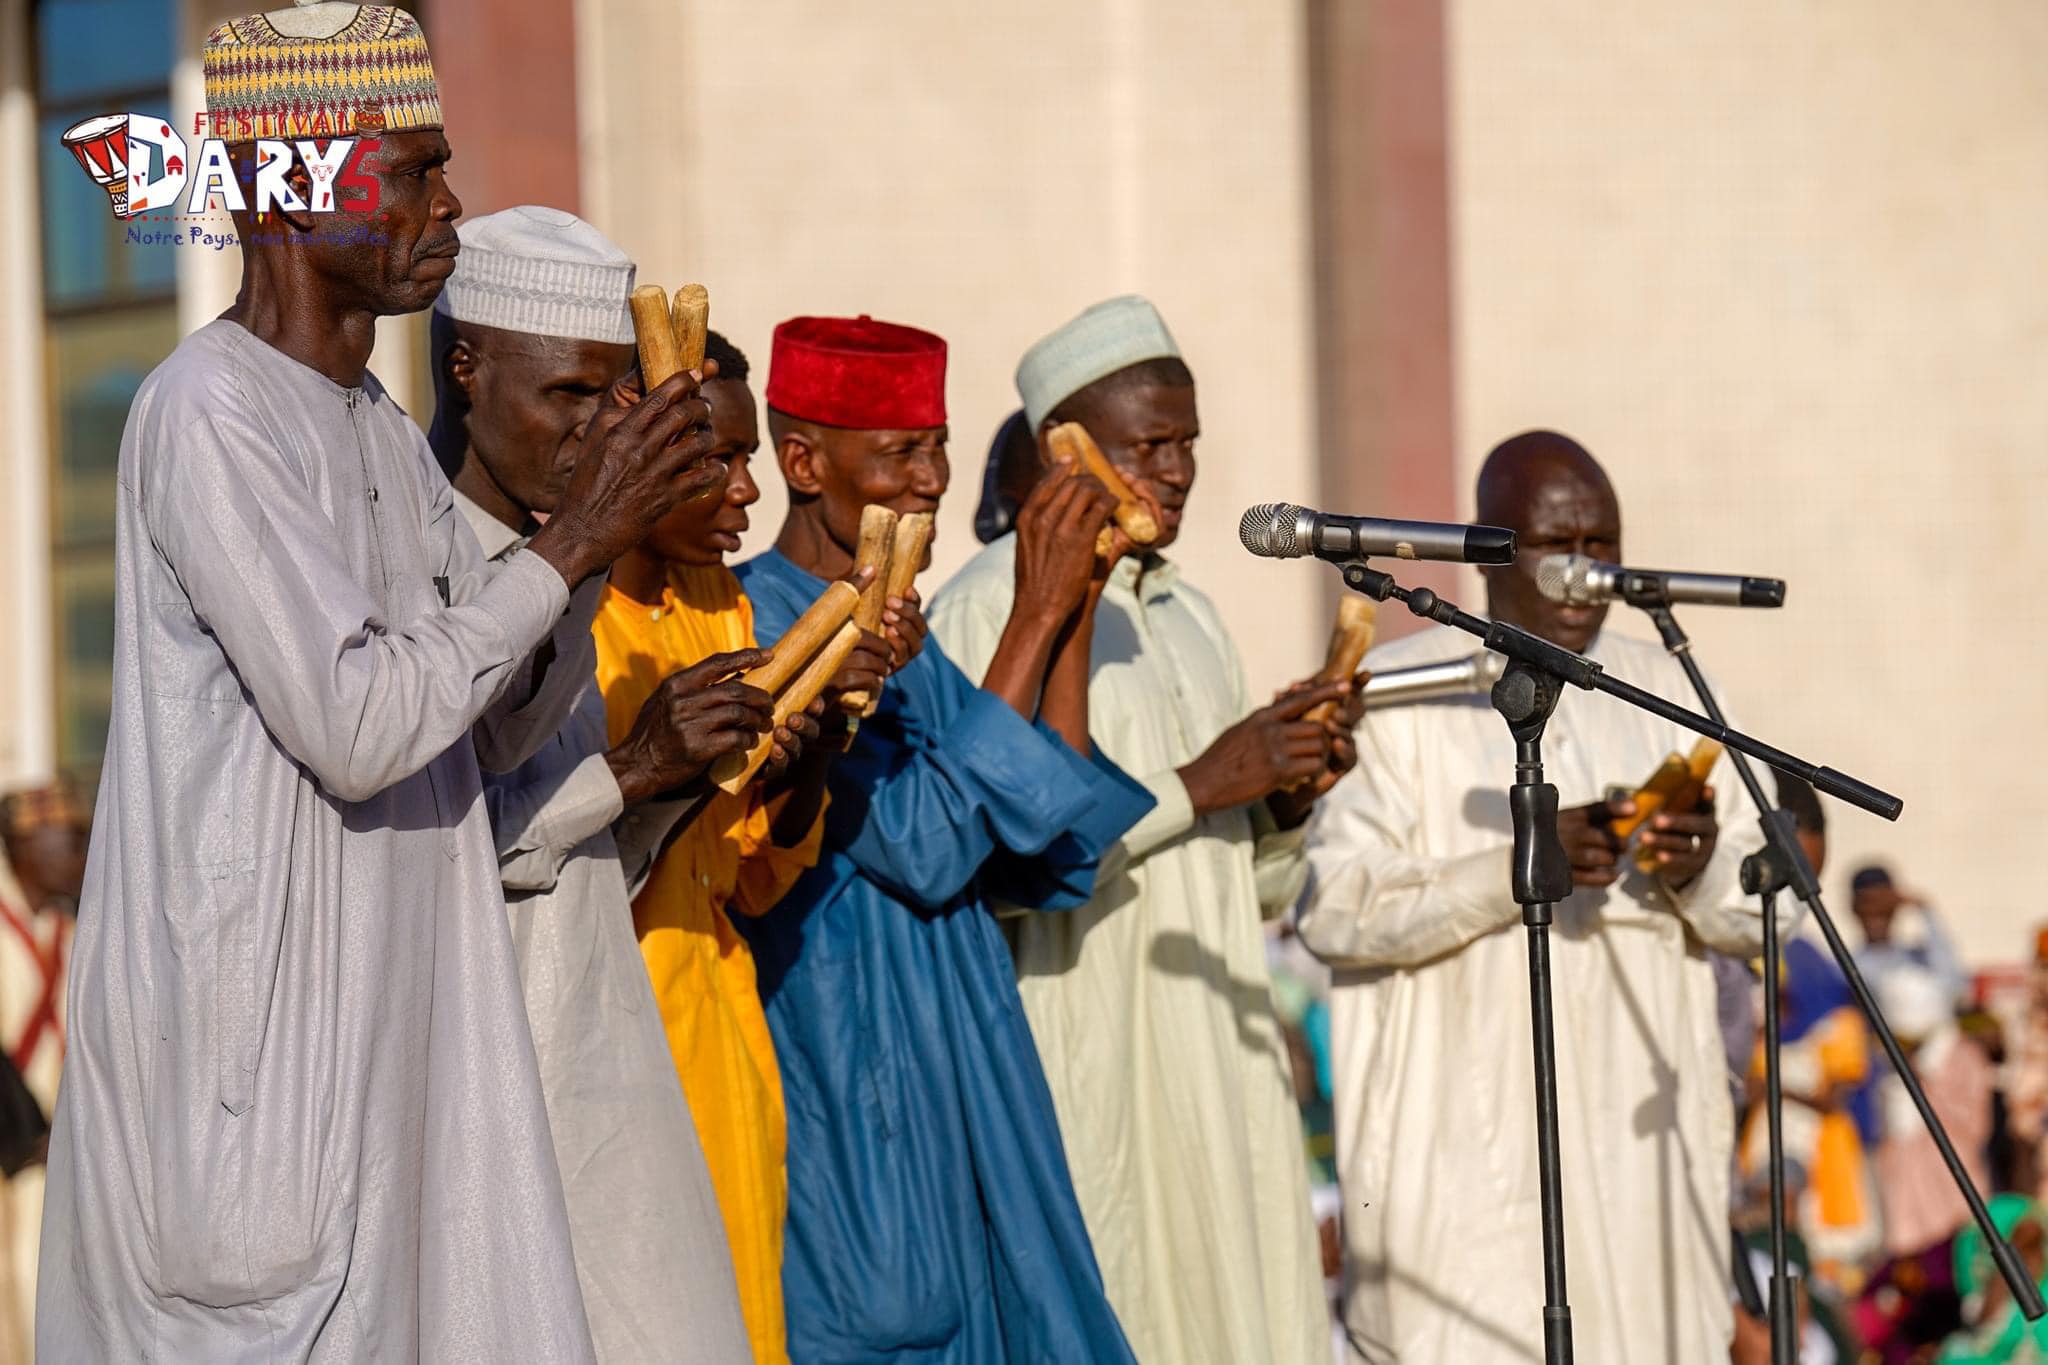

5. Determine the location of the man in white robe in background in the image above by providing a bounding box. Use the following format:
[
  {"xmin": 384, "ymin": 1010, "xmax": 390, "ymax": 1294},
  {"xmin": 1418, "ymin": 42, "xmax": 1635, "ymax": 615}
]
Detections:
[
  {"xmin": 38, "ymin": 10, "xmax": 723, "ymax": 1358},
  {"xmin": 1300, "ymin": 431, "xmax": 1768, "ymax": 1364}
]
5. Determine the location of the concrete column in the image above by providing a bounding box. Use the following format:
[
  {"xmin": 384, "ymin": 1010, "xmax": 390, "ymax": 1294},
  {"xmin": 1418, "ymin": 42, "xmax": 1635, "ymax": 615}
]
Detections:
[{"xmin": 0, "ymin": 0, "xmax": 55, "ymax": 785}]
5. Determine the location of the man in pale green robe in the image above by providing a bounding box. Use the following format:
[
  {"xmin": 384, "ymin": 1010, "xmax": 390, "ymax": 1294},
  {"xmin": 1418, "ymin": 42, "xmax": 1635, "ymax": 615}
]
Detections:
[{"xmin": 930, "ymin": 296, "xmax": 1359, "ymax": 1364}]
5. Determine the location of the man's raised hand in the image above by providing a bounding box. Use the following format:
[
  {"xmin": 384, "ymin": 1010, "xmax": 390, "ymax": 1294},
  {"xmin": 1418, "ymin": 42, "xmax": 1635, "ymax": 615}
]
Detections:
[
  {"xmin": 1011, "ymin": 463, "xmax": 1119, "ymax": 625},
  {"xmin": 1178, "ymin": 679, "xmax": 1352, "ymax": 820},
  {"xmin": 606, "ymin": 648, "xmax": 774, "ymax": 804},
  {"xmin": 530, "ymin": 369, "xmax": 721, "ymax": 588}
]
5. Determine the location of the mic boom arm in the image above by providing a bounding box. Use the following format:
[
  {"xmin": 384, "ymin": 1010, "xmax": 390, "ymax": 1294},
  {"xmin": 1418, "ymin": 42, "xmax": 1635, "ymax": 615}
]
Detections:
[{"xmin": 1339, "ymin": 561, "xmax": 1900, "ymax": 821}]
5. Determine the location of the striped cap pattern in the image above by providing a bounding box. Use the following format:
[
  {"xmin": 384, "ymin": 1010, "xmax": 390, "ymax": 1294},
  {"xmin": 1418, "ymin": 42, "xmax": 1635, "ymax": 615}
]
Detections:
[{"xmin": 203, "ymin": 5, "xmax": 441, "ymax": 141}]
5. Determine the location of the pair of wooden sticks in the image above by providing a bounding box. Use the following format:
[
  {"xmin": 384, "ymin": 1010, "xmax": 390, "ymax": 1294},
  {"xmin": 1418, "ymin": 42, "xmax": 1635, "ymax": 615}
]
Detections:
[
  {"xmin": 840, "ymin": 506, "xmax": 935, "ymax": 714},
  {"xmin": 705, "ymin": 505, "xmax": 934, "ymax": 795},
  {"xmin": 628, "ymin": 282, "xmax": 711, "ymax": 389}
]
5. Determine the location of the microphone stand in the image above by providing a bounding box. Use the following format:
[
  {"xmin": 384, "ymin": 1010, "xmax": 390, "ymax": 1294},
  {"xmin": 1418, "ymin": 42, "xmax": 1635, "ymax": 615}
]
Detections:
[
  {"xmin": 1635, "ymin": 599, "xmax": 2044, "ymax": 1363},
  {"xmin": 1331, "ymin": 559, "xmax": 1905, "ymax": 1365}
]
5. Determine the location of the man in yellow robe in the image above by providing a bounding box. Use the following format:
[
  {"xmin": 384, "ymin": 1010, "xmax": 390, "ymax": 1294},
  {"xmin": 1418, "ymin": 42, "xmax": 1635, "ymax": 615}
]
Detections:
[{"xmin": 593, "ymin": 331, "xmax": 893, "ymax": 1365}]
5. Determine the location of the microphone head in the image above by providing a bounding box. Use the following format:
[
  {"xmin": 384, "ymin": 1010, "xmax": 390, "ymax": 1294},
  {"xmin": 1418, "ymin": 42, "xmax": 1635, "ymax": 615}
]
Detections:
[
  {"xmin": 1464, "ymin": 525, "xmax": 1519, "ymax": 566},
  {"xmin": 1535, "ymin": 554, "xmax": 1589, "ymax": 606},
  {"xmin": 1741, "ymin": 577, "xmax": 1787, "ymax": 608},
  {"xmin": 1239, "ymin": 503, "xmax": 1304, "ymax": 558}
]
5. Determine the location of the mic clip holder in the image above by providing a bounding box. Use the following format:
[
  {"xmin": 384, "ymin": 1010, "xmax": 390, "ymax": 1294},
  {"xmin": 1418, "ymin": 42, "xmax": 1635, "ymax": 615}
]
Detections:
[
  {"xmin": 1738, "ymin": 809, "xmax": 1818, "ymax": 902},
  {"xmin": 1499, "ymin": 666, "xmax": 1576, "ymax": 913},
  {"xmin": 1619, "ymin": 578, "xmax": 1682, "ymax": 610}
]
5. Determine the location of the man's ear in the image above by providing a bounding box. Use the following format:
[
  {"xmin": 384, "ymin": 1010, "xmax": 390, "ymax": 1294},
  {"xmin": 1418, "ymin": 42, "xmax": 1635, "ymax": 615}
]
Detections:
[
  {"xmin": 444, "ymin": 336, "xmax": 480, "ymax": 406},
  {"xmin": 277, "ymin": 160, "xmax": 318, "ymax": 234},
  {"xmin": 778, "ymin": 428, "xmax": 826, "ymax": 498},
  {"xmin": 1035, "ymin": 415, "xmax": 1060, "ymax": 451}
]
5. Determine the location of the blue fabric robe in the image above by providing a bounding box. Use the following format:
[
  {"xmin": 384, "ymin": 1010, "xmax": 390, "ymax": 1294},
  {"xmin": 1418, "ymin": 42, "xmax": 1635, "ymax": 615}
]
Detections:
[{"xmin": 735, "ymin": 549, "xmax": 1149, "ymax": 1364}]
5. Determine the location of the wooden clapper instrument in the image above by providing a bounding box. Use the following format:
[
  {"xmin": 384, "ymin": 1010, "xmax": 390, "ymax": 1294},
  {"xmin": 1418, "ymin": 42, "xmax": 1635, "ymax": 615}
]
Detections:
[
  {"xmin": 836, "ymin": 505, "xmax": 936, "ymax": 715},
  {"xmin": 706, "ymin": 505, "xmax": 934, "ymax": 795},
  {"xmin": 1285, "ymin": 595, "xmax": 1378, "ymax": 789},
  {"xmin": 628, "ymin": 282, "xmax": 710, "ymax": 387}
]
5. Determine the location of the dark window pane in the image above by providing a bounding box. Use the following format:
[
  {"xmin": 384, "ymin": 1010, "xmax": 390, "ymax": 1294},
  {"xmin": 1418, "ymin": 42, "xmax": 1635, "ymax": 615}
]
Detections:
[
  {"xmin": 53, "ymin": 553, "xmax": 117, "ymax": 776},
  {"xmin": 37, "ymin": 0, "xmax": 174, "ymax": 104},
  {"xmin": 46, "ymin": 308, "xmax": 179, "ymax": 549},
  {"xmin": 42, "ymin": 106, "xmax": 180, "ymax": 306},
  {"xmin": 40, "ymin": 121, "xmax": 110, "ymax": 302}
]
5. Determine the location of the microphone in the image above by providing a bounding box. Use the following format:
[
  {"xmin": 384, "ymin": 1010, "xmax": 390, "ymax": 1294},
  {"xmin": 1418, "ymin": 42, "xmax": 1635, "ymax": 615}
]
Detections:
[
  {"xmin": 1363, "ymin": 652, "xmax": 1506, "ymax": 709},
  {"xmin": 1240, "ymin": 503, "xmax": 1517, "ymax": 566},
  {"xmin": 1536, "ymin": 554, "xmax": 1786, "ymax": 610}
]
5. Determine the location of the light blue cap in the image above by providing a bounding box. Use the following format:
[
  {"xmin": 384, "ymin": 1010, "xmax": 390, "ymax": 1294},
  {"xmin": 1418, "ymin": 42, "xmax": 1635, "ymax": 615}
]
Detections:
[{"xmin": 1015, "ymin": 294, "xmax": 1182, "ymax": 429}]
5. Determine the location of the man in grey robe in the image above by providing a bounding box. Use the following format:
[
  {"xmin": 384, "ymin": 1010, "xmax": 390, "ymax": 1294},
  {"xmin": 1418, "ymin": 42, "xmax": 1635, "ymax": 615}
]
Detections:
[
  {"xmin": 429, "ymin": 205, "xmax": 786, "ymax": 1363},
  {"xmin": 37, "ymin": 9, "xmax": 732, "ymax": 1360}
]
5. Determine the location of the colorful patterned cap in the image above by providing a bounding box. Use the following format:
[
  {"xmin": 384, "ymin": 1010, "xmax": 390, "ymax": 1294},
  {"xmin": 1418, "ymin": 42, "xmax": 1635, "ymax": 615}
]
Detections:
[{"xmin": 203, "ymin": 1, "xmax": 442, "ymax": 143}]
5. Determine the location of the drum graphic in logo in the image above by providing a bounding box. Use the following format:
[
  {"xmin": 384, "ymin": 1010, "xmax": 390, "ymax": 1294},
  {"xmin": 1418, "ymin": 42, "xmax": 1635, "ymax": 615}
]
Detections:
[{"xmin": 62, "ymin": 114, "xmax": 132, "ymax": 217}]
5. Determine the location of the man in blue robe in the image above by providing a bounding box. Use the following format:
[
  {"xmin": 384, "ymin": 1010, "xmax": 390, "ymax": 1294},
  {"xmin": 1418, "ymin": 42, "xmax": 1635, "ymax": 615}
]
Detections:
[{"xmin": 734, "ymin": 315, "xmax": 1152, "ymax": 1362}]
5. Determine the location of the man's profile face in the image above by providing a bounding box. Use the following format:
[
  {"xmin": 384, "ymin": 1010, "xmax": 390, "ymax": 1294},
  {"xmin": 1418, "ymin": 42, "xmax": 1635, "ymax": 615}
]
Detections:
[
  {"xmin": 1056, "ymin": 381, "xmax": 1199, "ymax": 550},
  {"xmin": 804, "ymin": 423, "xmax": 948, "ymax": 562},
  {"xmin": 1483, "ymin": 468, "xmax": 1621, "ymax": 654},
  {"xmin": 304, "ymin": 129, "xmax": 462, "ymax": 316},
  {"xmin": 644, "ymin": 376, "xmax": 762, "ymax": 567},
  {"xmin": 463, "ymin": 327, "xmax": 634, "ymax": 517}
]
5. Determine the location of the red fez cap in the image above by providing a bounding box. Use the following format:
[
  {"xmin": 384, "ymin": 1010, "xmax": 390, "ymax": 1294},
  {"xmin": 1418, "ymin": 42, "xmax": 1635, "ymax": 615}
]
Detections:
[{"xmin": 766, "ymin": 315, "xmax": 947, "ymax": 430}]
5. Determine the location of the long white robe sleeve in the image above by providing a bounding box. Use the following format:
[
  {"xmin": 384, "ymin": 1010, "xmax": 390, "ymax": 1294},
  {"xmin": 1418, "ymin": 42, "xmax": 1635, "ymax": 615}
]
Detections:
[
  {"xmin": 930, "ymin": 534, "xmax": 1328, "ymax": 1365},
  {"xmin": 459, "ymin": 493, "xmax": 751, "ymax": 1365},
  {"xmin": 38, "ymin": 321, "xmax": 596, "ymax": 1364},
  {"xmin": 1300, "ymin": 624, "xmax": 1767, "ymax": 1365}
]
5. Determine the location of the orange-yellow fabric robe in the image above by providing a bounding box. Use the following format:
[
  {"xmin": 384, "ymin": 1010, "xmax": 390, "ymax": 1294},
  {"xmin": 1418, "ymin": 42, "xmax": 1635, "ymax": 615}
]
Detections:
[{"xmin": 591, "ymin": 563, "xmax": 824, "ymax": 1365}]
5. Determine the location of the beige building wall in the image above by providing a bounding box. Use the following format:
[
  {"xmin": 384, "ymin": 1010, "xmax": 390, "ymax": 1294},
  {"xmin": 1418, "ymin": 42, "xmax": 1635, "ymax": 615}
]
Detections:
[
  {"xmin": 1446, "ymin": 0, "xmax": 2048, "ymax": 962},
  {"xmin": 578, "ymin": 0, "xmax": 1325, "ymax": 697}
]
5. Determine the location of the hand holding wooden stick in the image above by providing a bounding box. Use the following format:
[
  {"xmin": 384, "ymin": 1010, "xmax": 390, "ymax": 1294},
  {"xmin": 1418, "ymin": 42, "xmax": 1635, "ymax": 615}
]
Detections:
[
  {"xmin": 709, "ymin": 580, "xmax": 861, "ymax": 794},
  {"xmin": 1305, "ymin": 596, "xmax": 1377, "ymax": 725},
  {"xmin": 1045, "ymin": 421, "xmax": 1160, "ymax": 557},
  {"xmin": 838, "ymin": 506, "xmax": 900, "ymax": 713},
  {"xmin": 861, "ymin": 511, "xmax": 935, "ymax": 716}
]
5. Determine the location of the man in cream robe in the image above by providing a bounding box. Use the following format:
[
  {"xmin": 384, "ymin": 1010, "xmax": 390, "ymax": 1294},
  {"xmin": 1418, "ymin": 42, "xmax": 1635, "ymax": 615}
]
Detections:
[
  {"xmin": 932, "ymin": 297, "xmax": 1349, "ymax": 1364},
  {"xmin": 1300, "ymin": 432, "xmax": 1768, "ymax": 1364}
]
